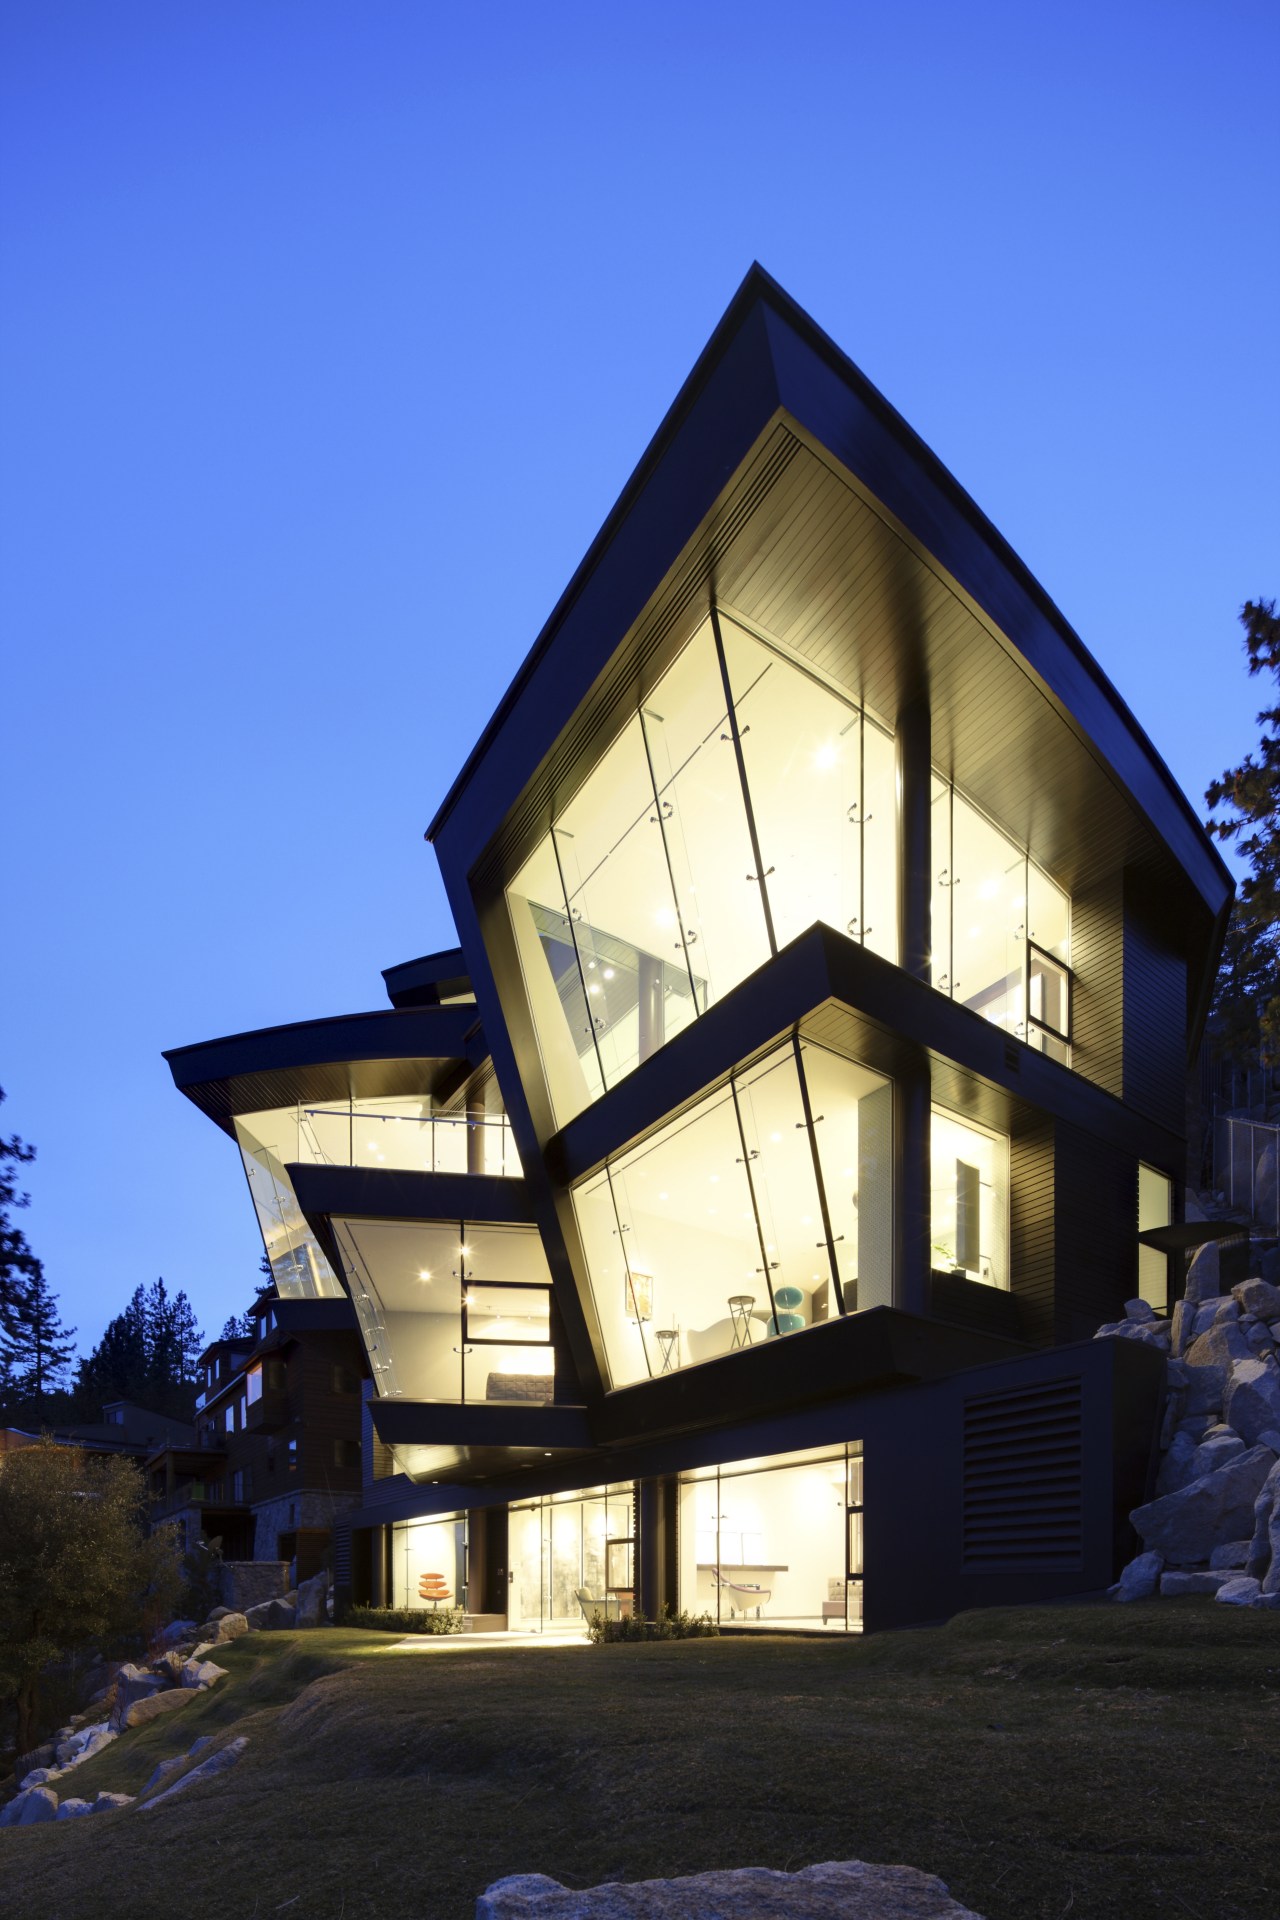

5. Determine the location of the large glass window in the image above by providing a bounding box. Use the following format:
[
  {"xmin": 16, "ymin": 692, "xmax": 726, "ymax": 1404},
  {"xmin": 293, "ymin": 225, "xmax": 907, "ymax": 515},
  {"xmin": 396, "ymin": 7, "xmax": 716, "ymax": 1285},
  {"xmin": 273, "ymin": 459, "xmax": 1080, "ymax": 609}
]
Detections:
[
  {"xmin": 234, "ymin": 1118, "xmax": 344, "ymax": 1299},
  {"xmin": 507, "ymin": 1484, "xmax": 636, "ymax": 1632},
  {"xmin": 572, "ymin": 1038, "xmax": 892, "ymax": 1387},
  {"xmin": 678, "ymin": 1444, "xmax": 863, "ymax": 1632},
  {"xmin": 504, "ymin": 616, "xmax": 899, "ymax": 1125},
  {"xmin": 554, "ymin": 713, "xmax": 701, "ymax": 1092},
  {"xmin": 392, "ymin": 1514, "xmax": 467, "ymax": 1610},
  {"xmin": 328, "ymin": 1216, "xmax": 555, "ymax": 1403},
  {"xmin": 797, "ymin": 1041, "xmax": 894, "ymax": 1312},
  {"xmin": 720, "ymin": 618, "xmax": 897, "ymax": 963},
  {"xmin": 930, "ymin": 1108, "xmax": 1010, "ymax": 1290},
  {"xmin": 1138, "ymin": 1163, "xmax": 1173, "ymax": 1312},
  {"xmin": 642, "ymin": 625, "xmax": 773, "ymax": 1002},
  {"xmin": 932, "ymin": 782, "xmax": 1072, "ymax": 1063}
]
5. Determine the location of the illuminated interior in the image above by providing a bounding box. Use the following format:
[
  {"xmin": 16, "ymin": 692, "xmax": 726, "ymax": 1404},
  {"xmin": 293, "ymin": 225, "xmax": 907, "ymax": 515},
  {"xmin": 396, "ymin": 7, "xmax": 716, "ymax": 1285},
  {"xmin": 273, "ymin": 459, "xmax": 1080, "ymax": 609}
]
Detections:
[
  {"xmin": 327, "ymin": 1216, "xmax": 555, "ymax": 1401},
  {"xmin": 678, "ymin": 1444, "xmax": 864, "ymax": 1631},
  {"xmin": 572, "ymin": 1037, "xmax": 892, "ymax": 1387},
  {"xmin": 506, "ymin": 614, "xmax": 898, "ymax": 1126},
  {"xmin": 391, "ymin": 1513, "xmax": 467, "ymax": 1610},
  {"xmin": 234, "ymin": 1096, "xmax": 520, "ymax": 1182},
  {"xmin": 931, "ymin": 781, "xmax": 1072, "ymax": 1062},
  {"xmin": 507, "ymin": 1484, "xmax": 636, "ymax": 1631},
  {"xmin": 1138, "ymin": 1163, "xmax": 1173, "ymax": 1310},
  {"xmin": 930, "ymin": 1108, "xmax": 1010, "ymax": 1289}
]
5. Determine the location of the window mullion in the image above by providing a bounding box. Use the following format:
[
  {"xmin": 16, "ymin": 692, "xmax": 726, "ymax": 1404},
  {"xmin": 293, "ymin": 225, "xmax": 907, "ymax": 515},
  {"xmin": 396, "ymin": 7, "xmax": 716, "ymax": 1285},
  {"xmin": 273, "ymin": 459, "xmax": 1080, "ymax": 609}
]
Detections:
[
  {"xmin": 603, "ymin": 1166, "xmax": 654, "ymax": 1381},
  {"xmin": 791, "ymin": 1036, "xmax": 847, "ymax": 1315},
  {"xmin": 638, "ymin": 707, "xmax": 700, "ymax": 1010},
  {"xmin": 728, "ymin": 1078, "xmax": 780, "ymax": 1329},
  {"xmin": 550, "ymin": 825, "xmax": 610, "ymax": 1094},
  {"xmin": 709, "ymin": 604, "xmax": 778, "ymax": 957}
]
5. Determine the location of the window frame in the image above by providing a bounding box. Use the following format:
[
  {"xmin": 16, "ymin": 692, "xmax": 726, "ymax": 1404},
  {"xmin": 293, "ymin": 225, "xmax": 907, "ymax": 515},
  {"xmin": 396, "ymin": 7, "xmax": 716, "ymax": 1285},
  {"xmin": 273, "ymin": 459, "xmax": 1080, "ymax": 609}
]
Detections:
[
  {"xmin": 461, "ymin": 1280, "xmax": 554, "ymax": 1349},
  {"xmin": 1027, "ymin": 939, "xmax": 1073, "ymax": 1047}
]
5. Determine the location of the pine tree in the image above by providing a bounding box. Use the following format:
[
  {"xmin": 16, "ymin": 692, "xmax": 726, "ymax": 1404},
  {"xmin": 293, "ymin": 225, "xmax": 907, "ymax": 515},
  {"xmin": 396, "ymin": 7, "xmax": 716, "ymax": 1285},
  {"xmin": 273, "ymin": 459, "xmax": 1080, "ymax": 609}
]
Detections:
[
  {"xmin": 75, "ymin": 1278, "xmax": 202, "ymax": 1421},
  {"xmin": 220, "ymin": 1311, "xmax": 255, "ymax": 1339},
  {"xmin": 0, "ymin": 1086, "xmax": 41, "ymax": 1348},
  {"xmin": 1206, "ymin": 597, "xmax": 1280, "ymax": 1061},
  {"xmin": 75, "ymin": 1285, "xmax": 149, "ymax": 1411},
  {"xmin": 144, "ymin": 1277, "xmax": 202, "ymax": 1412},
  {"xmin": 1, "ymin": 1260, "xmax": 77, "ymax": 1418}
]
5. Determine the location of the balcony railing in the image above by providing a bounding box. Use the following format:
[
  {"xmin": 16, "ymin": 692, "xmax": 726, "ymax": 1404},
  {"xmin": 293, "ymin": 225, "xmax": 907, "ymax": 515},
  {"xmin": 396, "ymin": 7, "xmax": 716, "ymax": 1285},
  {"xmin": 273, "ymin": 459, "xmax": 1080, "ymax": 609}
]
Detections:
[{"xmin": 292, "ymin": 1105, "xmax": 523, "ymax": 1180}]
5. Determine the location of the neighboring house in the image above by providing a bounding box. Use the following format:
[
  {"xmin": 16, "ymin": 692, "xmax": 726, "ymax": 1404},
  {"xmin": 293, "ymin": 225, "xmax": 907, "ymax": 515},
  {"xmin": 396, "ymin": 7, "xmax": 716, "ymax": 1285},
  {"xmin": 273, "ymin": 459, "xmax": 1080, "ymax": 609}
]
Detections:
[
  {"xmin": 164, "ymin": 269, "xmax": 1232, "ymax": 1635},
  {"xmin": 1, "ymin": 1402, "xmax": 196, "ymax": 1462},
  {"xmin": 145, "ymin": 1294, "xmax": 365, "ymax": 1581}
]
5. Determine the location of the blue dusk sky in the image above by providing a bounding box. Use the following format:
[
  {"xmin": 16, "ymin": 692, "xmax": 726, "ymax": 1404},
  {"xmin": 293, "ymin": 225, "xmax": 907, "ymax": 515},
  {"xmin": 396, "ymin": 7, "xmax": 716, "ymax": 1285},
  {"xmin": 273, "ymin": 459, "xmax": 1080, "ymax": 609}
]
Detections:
[{"xmin": 2, "ymin": 1, "xmax": 1277, "ymax": 1360}]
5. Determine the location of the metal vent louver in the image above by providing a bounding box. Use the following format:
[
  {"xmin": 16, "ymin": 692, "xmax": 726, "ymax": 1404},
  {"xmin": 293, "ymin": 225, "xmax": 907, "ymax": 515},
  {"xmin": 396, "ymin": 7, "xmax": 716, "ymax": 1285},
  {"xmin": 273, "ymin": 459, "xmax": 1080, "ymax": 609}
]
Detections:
[
  {"xmin": 331, "ymin": 1519, "xmax": 352, "ymax": 1591},
  {"xmin": 962, "ymin": 1378, "xmax": 1084, "ymax": 1569}
]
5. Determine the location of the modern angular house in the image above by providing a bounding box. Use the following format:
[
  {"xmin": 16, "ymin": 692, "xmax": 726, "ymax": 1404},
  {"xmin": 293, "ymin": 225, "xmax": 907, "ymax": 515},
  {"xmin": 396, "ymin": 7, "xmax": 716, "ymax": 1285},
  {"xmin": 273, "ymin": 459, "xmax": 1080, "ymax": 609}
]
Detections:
[{"xmin": 166, "ymin": 267, "xmax": 1232, "ymax": 1635}]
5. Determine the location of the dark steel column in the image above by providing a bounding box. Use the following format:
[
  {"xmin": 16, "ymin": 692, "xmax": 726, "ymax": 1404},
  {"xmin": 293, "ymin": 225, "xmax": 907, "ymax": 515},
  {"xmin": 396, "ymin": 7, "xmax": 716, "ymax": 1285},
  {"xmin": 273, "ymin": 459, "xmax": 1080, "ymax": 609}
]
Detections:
[
  {"xmin": 896, "ymin": 698, "xmax": 932, "ymax": 985},
  {"xmin": 894, "ymin": 1058, "xmax": 931, "ymax": 1318},
  {"xmin": 370, "ymin": 1525, "xmax": 389, "ymax": 1607},
  {"xmin": 466, "ymin": 1096, "xmax": 485, "ymax": 1176},
  {"xmin": 638, "ymin": 1477, "xmax": 678, "ymax": 1619}
]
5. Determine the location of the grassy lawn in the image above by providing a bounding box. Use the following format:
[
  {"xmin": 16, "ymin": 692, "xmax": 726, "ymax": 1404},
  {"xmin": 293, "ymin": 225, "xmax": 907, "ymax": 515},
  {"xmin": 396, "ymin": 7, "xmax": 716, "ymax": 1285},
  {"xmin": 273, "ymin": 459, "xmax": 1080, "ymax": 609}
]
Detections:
[{"xmin": 2, "ymin": 1601, "xmax": 1278, "ymax": 1920}]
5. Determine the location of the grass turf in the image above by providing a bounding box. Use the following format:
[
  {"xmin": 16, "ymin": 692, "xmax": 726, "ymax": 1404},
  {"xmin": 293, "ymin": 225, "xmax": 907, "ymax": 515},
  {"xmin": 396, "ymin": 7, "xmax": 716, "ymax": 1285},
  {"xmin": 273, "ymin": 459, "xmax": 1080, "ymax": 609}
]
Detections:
[{"xmin": 1, "ymin": 1600, "xmax": 1277, "ymax": 1920}]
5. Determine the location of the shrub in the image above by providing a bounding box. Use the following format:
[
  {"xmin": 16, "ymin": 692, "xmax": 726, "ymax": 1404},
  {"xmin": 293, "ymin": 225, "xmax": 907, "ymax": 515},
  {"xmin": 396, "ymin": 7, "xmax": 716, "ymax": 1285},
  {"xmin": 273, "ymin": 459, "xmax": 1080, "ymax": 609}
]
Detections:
[
  {"xmin": 344, "ymin": 1605, "xmax": 465, "ymax": 1636},
  {"xmin": 588, "ymin": 1605, "xmax": 718, "ymax": 1644}
]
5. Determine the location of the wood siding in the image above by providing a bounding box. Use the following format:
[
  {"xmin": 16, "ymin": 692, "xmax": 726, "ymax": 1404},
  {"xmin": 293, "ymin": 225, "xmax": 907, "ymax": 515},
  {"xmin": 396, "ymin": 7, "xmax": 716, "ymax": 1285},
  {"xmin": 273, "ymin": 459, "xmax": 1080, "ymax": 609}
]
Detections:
[
  {"xmin": 1071, "ymin": 875, "xmax": 1123, "ymax": 1100},
  {"xmin": 1124, "ymin": 872, "xmax": 1188, "ymax": 1133},
  {"xmin": 1053, "ymin": 1123, "xmax": 1137, "ymax": 1343},
  {"xmin": 1011, "ymin": 1121, "xmax": 1056, "ymax": 1347}
]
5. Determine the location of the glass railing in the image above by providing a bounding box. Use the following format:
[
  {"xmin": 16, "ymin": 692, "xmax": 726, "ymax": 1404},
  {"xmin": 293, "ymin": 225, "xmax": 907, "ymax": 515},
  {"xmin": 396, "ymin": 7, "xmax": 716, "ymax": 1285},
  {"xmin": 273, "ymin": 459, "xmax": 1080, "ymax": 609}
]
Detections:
[{"xmin": 298, "ymin": 1105, "xmax": 523, "ymax": 1179}]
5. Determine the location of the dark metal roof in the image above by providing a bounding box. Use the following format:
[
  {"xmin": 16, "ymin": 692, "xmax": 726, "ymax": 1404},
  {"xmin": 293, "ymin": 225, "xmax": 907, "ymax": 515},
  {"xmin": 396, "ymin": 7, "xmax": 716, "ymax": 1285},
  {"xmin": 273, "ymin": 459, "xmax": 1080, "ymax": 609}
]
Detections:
[
  {"xmin": 163, "ymin": 1006, "xmax": 485, "ymax": 1135},
  {"xmin": 426, "ymin": 263, "xmax": 1230, "ymax": 929},
  {"xmin": 381, "ymin": 948, "xmax": 474, "ymax": 1009}
]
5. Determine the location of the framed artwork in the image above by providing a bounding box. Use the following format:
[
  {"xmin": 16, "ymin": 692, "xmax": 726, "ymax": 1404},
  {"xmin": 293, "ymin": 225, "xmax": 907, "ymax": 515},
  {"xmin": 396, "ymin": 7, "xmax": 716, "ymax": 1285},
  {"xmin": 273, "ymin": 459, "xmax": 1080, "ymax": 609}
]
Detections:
[{"xmin": 624, "ymin": 1269, "xmax": 653, "ymax": 1322}]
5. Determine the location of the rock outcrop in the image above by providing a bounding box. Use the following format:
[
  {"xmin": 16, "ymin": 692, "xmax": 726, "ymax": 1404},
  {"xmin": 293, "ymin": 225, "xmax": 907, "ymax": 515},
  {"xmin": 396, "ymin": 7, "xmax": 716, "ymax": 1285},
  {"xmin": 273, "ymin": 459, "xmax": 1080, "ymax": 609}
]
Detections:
[
  {"xmin": 0, "ymin": 1786, "xmax": 59, "ymax": 1827},
  {"xmin": 1103, "ymin": 1237, "xmax": 1280, "ymax": 1607},
  {"xmin": 476, "ymin": 1861, "xmax": 985, "ymax": 1918},
  {"xmin": 141, "ymin": 1736, "xmax": 248, "ymax": 1809}
]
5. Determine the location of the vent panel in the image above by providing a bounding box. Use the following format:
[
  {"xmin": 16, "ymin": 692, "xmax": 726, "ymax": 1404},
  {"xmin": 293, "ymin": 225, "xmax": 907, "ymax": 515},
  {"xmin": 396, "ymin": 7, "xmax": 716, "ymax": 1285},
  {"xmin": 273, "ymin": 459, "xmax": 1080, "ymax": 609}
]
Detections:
[{"xmin": 962, "ymin": 1378, "xmax": 1083, "ymax": 1569}]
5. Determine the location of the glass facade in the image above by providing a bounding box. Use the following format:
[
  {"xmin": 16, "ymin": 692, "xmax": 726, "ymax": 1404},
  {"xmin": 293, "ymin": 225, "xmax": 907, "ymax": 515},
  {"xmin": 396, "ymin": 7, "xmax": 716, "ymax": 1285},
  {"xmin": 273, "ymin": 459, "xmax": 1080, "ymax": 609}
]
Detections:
[
  {"xmin": 506, "ymin": 615, "xmax": 899, "ymax": 1126},
  {"xmin": 234, "ymin": 1118, "xmax": 345, "ymax": 1299},
  {"xmin": 678, "ymin": 1444, "xmax": 864, "ymax": 1631},
  {"xmin": 392, "ymin": 1513, "xmax": 467, "ymax": 1610},
  {"xmin": 930, "ymin": 1108, "xmax": 1010, "ymax": 1289},
  {"xmin": 328, "ymin": 1216, "xmax": 556, "ymax": 1401},
  {"xmin": 508, "ymin": 1484, "xmax": 636, "ymax": 1632},
  {"xmin": 572, "ymin": 1037, "xmax": 892, "ymax": 1387},
  {"xmin": 932, "ymin": 782, "xmax": 1072, "ymax": 1062}
]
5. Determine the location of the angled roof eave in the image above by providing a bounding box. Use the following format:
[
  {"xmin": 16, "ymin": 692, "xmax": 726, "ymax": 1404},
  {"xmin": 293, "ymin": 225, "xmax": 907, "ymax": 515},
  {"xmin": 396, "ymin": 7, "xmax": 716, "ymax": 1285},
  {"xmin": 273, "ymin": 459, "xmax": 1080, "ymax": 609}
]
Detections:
[
  {"xmin": 425, "ymin": 263, "xmax": 1230, "ymax": 920},
  {"xmin": 163, "ymin": 1006, "xmax": 486, "ymax": 1135}
]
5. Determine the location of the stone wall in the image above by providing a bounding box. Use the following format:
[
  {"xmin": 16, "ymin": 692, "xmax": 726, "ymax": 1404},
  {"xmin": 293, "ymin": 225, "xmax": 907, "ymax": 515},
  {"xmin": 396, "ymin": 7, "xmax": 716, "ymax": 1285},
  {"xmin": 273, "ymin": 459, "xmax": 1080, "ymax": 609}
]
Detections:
[
  {"xmin": 251, "ymin": 1489, "xmax": 360, "ymax": 1561},
  {"xmin": 219, "ymin": 1561, "xmax": 290, "ymax": 1613}
]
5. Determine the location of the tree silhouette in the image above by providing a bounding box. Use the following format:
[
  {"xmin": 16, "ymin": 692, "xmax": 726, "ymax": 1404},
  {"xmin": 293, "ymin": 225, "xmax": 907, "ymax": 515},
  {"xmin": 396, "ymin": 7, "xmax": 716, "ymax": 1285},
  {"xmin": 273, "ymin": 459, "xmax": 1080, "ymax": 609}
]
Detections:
[{"xmin": 1207, "ymin": 597, "xmax": 1280, "ymax": 1061}]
